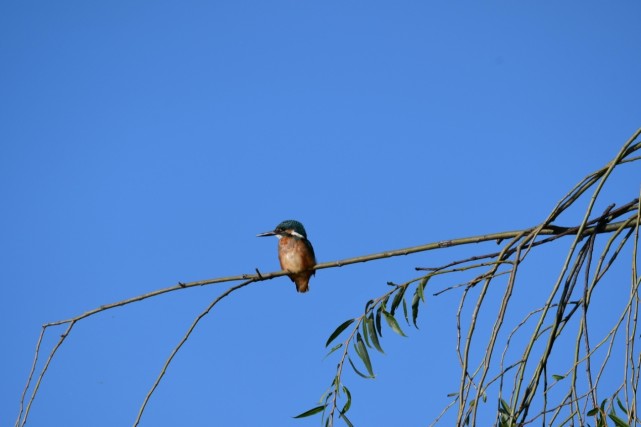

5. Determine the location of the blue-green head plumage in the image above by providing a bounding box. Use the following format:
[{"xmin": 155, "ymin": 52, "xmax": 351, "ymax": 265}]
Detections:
[{"xmin": 274, "ymin": 219, "xmax": 308, "ymax": 239}]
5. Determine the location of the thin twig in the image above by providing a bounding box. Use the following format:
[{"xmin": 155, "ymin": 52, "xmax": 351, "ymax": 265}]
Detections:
[{"xmin": 133, "ymin": 279, "xmax": 254, "ymax": 426}]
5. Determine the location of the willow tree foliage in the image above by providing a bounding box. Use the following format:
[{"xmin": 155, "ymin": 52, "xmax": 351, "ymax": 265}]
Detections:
[{"xmin": 16, "ymin": 128, "xmax": 641, "ymax": 427}]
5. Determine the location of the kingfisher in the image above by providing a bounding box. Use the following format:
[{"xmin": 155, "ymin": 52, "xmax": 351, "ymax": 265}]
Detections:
[{"xmin": 257, "ymin": 219, "xmax": 316, "ymax": 293}]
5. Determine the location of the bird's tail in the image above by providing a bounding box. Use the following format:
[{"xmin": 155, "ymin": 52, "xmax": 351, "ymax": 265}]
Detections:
[{"xmin": 293, "ymin": 274, "xmax": 310, "ymax": 293}]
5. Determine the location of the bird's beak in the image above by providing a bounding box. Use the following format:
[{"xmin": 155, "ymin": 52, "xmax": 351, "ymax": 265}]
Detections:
[{"xmin": 256, "ymin": 230, "xmax": 277, "ymax": 237}]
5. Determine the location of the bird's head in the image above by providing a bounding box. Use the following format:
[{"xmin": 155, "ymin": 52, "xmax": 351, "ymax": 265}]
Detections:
[{"xmin": 257, "ymin": 219, "xmax": 308, "ymax": 240}]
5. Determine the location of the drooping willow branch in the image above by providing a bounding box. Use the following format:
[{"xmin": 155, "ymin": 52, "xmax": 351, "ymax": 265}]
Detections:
[{"xmin": 509, "ymin": 132, "xmax": 641, "ymax": 426}]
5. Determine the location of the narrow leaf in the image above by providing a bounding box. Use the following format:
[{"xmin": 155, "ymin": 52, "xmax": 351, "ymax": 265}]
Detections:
[
  {"xmin": 402, "ymin": 297, "xmax": 409, "ymax": 325},
  {"xmin": 381, "ymin": 296, "xmax": 389, "ymax": 312},
  {"xmin": 324, "ymin": 343, "xmax": 343, "ymax": 359},
  {"xmin": 383, "ymin": 311, "xmax": 407, "ymax": 337},
  {"xmin": 330, "ymin": 375, "xmax": 339, "ymax": 387},
  {"xmin": 341, "ymin": 385, "xmax": 352, "ymax": 413},
  {"xmin": 390, "ymin": 285, "xmax": 407, "ymax": 315},
  {"xmin": 608, "ymin": 412, "xmax": 630, "ymax": 427},
  {"xmin": 411, "ymin": 291, "xmax": 421, "ymax": 328},
  {"xmin": 499, "ymin": 399, "xmax": 511, "ymax": 415},
  {"xmin": 375, "ymin": 306, "xmax": 383, "ymax": 337},
  {"xmin": 325, "ymin": 319, "xmax": 354, "ymax": 347},
  {"xmin": 366, "ymin": 316, "xmax": 384, "ymax": 353},
  {"xmin": 364, "ymin": 299, "xmax": 374, "ymax": 313},
  {"xmin": 417, "ymin": 276, "xmax": 428, "ymax": 302},
  {"xmin": 355, "ymin": 333, "xmax": 375, "ymax": 377},
  {"xmin": 587, "ymin": 408, "xmax": 600, "ymax": 417},
  {"xmin": 552, "ymin": 374, "xmax": 565, "ymax": 381},
  {"xmin": 339, "ymin": 411, "xmax": 354, "ymax": 427},
  {"xmin": 293, "ymin": 405, "xmax": 325, "ymax": 418},
  {"xmin": 320, "ymin": 390, "xmax": 333, "ymax": 405},
  {"xmin": 617, "ymin": 397, "xmax": 628, "ymax": 415},
  {"xmin": 348, "ymin": 356, "xmax": 372, "ymax": 379},
  {"xmin": 361, "ymin": 321, "xmax": 371, "ymax": 348},
  {"xmin": 368, "ymin": 312, "xmax": 378, "ymax": 336}
]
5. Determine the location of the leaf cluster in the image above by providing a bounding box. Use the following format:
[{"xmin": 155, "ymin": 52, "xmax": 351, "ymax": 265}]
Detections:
[{"xmin": 294, "ymin": 276, "xmax": 429, "ymax": 425}]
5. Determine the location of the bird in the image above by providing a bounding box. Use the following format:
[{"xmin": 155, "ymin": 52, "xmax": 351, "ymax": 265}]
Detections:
[{"xmin": 257, "ymin": 219, "xmax": 316, "ymax": 293}]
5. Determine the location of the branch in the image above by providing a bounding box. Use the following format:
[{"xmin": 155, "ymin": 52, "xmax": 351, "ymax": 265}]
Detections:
[{"xmin": 16, "ymin": 208, "xmax": 639, "ymax": 427}]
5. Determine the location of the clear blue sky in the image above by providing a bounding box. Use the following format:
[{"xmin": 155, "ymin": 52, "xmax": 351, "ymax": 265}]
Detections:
[{"xmin": 2, "ymin": 2, "xmax": 640, "ymax": 426}]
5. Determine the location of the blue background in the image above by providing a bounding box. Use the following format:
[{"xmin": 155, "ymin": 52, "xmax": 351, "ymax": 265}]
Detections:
[{"xmin": 2, "ymin": 2, "xmax": 641, "ymax": 426}]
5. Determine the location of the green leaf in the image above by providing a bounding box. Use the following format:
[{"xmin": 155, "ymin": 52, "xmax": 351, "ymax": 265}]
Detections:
[
  {"xmin": 325, "ymin": 319, "xmax": 354, "ymax": 347},
  {"xmin": 411, "ymin": 291, "xmax": 421, "ymax": 328},
  {"xmin": 617, "ymin": 397, "xmax": 629, "ymax": 415},
  {"xmin": 365, "ymin": 315, "xmax": 384, "ymax": 353},
  {"xmin": 552, "ymin": 374, "xmax": 565, "ymax": 381},
  {"xmin": 587, "ymin": 407, "xmax": 600, "ymax": 416},
  {"xmin": 320, "ymin": 389, "xmax": 333, "ymax": 405},
  {"xmin": 402, "ymin": 297, "xmax": 409, "ymax": 325},
  {"xmin": 367, "ymin": 312, "xmax": 376, "ymax": 330},
  {"xmin": 375, "ymin": 306, "xmax": 383, "ymax": 337},
  {"xmin": 383, "ymin": 311, "xmax": 407, "ymax": 337},
  {"xmin": 361, "ymin": 321, "xmax": 371, "ymax": 348},
  {"xmin": 418, "ymin": 276, "xmax": 428, "ymax": 301},
  {"xmin": 348, "ymin": 356, "xmax": 373, "ymax": 379},
  {"xmin": 339, "ymin": 411, "xmax": 354, "ymax": 427},
  {"xmin": 390, "ymin": 285, "xmax": 407, "ymax": 315},
  {"xmin": 364, "ymin": 299, "xmax": 375, "ymax": 313},
  {"xmin": 381, "ymin": 295, "xmax": 389, "ymax": 312},
  {"xmin": 324, "ymin": 343, "xmax": 343, "ymax": 359},
  {"xmin": 498, "ymin": 399, "xmax": 511, "ymax": 415},
  {"xmin": 355, "ymin": 333, "xmax": 375, "ymax": 377},
  {"xmin": 608, "ymin": 411, "xmax": 630, "ymax": 427},
  {"xmin": 600, "ymin": 398, "xmax": 607, "ymax": 410},
  {"xmin": 341, "ymin": 385, "xmax": 352, "ymax": 413},
  {"xmin": 293, "ymin": 405, "xmax": 325, "ymax": 418}
]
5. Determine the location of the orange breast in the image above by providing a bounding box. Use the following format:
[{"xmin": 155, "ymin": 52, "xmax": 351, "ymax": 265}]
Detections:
[{"xmin": 278, "ymin": 236, "xmax": 315, "ymax": 273}]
